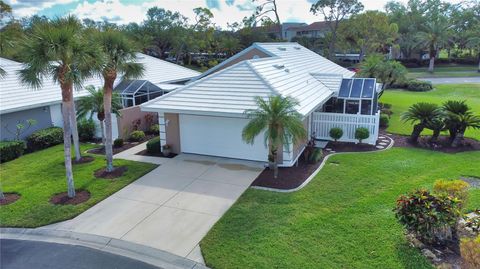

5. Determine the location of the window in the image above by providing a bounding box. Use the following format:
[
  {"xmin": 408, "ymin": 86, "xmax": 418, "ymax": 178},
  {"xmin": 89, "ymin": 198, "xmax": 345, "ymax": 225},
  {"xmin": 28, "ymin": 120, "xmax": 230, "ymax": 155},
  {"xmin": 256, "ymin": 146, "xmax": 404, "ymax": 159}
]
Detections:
[
  {"xmin": 345, "ymin": 100, "xmax": 359, "ymax": 114},
  {"xmin": 361, "ymin": 100, "xmax": 372, "ymax": 115}
]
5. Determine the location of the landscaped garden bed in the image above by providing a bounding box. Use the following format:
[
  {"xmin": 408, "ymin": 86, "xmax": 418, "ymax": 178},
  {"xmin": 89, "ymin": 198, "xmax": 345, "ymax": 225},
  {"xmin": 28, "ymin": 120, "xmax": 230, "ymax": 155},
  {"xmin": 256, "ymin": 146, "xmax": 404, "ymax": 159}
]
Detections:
[
  {"xmin": 390, "ymin": 133, "xmax": 480, "ymax": 153},
  {"xmin": 86, "ymin": 134, "xmax": 156, "ymax": 155},
  {"xmin": 135, "ymin": 149, "xmax": 177, "ymax": 158},
  {"xmin": 0, "ymin": 144, "xmax": 157, "ymax": 227}
]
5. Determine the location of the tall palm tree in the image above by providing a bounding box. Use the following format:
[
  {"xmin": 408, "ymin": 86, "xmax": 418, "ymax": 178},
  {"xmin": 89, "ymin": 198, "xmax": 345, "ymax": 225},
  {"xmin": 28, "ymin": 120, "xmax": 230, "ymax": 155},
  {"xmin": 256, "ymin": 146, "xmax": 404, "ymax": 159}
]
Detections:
[
  {"xmin": 77, "ymin": 86, "xmax": 122, "ymax": 144},
  {"xmin": 401, "ymin": 102, "xmax": 443, "ymax": 144},
  {"xmin": 416, "ymin": 19, "xmax": 451, "ymax": 73},
  {"xmin": 242, "ymin": 95, "xmax": 307, "ymax": 179},
  {"xmin": 19, "ymin": 16, "xmax": 102, "ymax": 198},
  {"xmin": 95, "ymin": 30, "xmax": 144, "ymax": 172}
]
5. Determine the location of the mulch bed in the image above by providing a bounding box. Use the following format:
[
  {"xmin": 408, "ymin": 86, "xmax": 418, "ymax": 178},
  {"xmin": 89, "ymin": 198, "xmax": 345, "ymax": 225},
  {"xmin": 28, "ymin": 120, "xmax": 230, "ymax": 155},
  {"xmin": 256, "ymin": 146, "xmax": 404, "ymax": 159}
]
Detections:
[
  {"xmin": 390, "ymin": 134, "xmax": 480, "ymax": 153},
  {"xmin": 251, "ymin": 156, "xmax": 323, "ymax": 190},
  {"xmin": 72, "ymin": 156, "xmax": 95, "ymax": 165},
  {"xmin": 326, "ymin": 141, "xmax": 378, "ymax": 152},
  {"xmin": 50, "ymin": 190, "xmax": 90, "ymax": 205},
  {"xmin": 135, "ymin": 149, "xmax": 177, "ymax": 158},
  {"xmin": 87, "ymin": 134, "xmax": 156, "ymax": 155},
  {"xmin": 0, "ymin": 193, "xmax": 21, "ymax": 206},
  {"xmin": 94, "ymin": 166, "xmax": 128, "ymax": 179}
]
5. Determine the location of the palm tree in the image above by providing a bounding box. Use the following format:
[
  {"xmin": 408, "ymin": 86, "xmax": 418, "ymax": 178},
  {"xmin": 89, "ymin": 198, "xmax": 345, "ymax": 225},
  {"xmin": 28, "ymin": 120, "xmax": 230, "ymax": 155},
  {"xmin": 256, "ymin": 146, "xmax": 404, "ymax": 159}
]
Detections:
[
  {"xmin": 19, "ymin": 16, "xmax": 102, "ymax": 198},
  {"xmin": 242, "ymin": 95, "xmax": 307, "ymax": 179},
  {"xmin": 443, "ymin": 100, "xmax": 480, "ymax": 147},
  {"xmin": 416, "ymin": 19, "xmax": 451, "ymax": 73},
  {"xmin": 401, "ymin": 102, "xmax": 443, "ymax": 144},
  {"xmin": 95, "ymin": 30, "xmax": 144, "ymax": 172},
  {"xmin": 77, "ymin": 86, "xmax": 122, "ymax": 144}
]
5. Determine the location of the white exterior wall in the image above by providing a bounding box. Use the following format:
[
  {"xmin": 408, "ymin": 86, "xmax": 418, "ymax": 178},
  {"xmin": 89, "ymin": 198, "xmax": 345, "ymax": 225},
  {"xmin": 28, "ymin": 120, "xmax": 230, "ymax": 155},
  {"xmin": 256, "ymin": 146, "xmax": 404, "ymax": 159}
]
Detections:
[{"xmin": 91, "ymin": 112, "xmax": 119, "ymax": 140}]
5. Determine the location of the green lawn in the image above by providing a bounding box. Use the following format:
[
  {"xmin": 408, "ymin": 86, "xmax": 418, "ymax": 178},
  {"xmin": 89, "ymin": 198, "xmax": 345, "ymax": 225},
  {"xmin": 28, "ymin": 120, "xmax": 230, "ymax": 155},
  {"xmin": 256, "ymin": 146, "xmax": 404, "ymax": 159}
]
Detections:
[
  {"xmin": 407, "ymin": 65, "xmax": 477, "ymax": 73},
  {"xmin": 201, "ymin": 148, "xmax": 480, "ymax": 269},
  {"xmin": 380, "ymin": 84, "xmax": 480, "ymax": 140},
  {"xmin": 0, "ymin": 144, "xmax": 157, "ymax": 227},
  {"xmin": 406, "ymin": 64, "xmax": 479, "ymax": 78},
  {"xmin": 407, "ymin": 71, "xmax": 480, "ymax": 78}
]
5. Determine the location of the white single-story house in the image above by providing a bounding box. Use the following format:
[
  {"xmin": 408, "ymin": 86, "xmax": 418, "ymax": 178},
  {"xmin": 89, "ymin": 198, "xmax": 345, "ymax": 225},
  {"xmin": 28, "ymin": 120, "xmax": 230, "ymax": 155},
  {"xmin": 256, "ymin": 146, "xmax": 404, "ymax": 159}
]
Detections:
[
  {"xmin": 0, "ymin": 54, "xmax": 200, "ymax": 141},
  {"xmin": 141, "ymin": 42, "xmax": 382, "ymax": 166}
]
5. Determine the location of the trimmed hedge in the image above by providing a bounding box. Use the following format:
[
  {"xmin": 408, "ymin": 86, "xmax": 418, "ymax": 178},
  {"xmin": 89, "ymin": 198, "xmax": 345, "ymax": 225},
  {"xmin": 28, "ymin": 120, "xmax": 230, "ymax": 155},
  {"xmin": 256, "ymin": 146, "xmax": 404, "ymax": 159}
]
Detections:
[
  {"xmin": 380, "ymin": 114, "xmax": 390, "ymax": 128},
  {"xmin": 146, "ymin": 136, "xmax": 160, "ymax": 154},
  {"xmin": 26, "ymin": 127, "xmax": 63, "ymax": 152},
  {"xmin": 148, "ymin": 124, "xmax": 160, "ymax": 134},
  {"xmin": 0, "ymin": 140, "xmax": 25, "ymax": 163},
  {"xmin": 329, "ymin": 127, "xmax": 343, "ymax": 141},
  {"xmin": 406, "ymin": 80, "xmax": 433, "ymax": 92},
  {"xmin": 113, "ymin": 138, "xmax": 124, "ymax": 148},
  {"xmin": 355, "ymin": 127, "xmax": 370, "ymax": 143},
  {"xmin": 129, "ymin": 130, "xmax": 145, "ymax": 142}
]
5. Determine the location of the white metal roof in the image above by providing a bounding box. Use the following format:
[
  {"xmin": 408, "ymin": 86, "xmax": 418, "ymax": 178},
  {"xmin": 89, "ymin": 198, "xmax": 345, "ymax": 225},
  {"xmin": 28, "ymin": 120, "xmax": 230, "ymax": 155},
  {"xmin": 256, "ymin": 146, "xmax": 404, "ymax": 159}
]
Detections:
[
  {"xmin": 142, "ymin": 43, "xmax": 354, "ymax": 117},
  {"xmin": 311, "ymin": 73, "xmax": 344, "ymax": 93},
  {"xmin": 0, "ymin": 53, "xmax": 200, "ymax": 114}
]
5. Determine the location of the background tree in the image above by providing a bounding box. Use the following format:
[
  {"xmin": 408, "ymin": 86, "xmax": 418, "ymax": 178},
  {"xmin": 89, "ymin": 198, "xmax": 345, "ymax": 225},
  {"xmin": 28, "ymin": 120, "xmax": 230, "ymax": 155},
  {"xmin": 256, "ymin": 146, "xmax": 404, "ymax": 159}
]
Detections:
[
  {"xmin": 242, "ymin": 96, "xmax": 307, "ymax": 179},
  {"xmin": 339, "ymin": 11, "xmax": 398, "ymax": 61},
  {"xmin": 358, "ymin": 54, "xmax": 407, "ymax": 89},
  {"xmin": 76, "ymin": 86, "xmax": 122, "ymax": 144},
  {"xmin": 466, "ymin": 29, "xmax": 480, "ymax": 72},
  {"xmin": 416, "ymin": 18, "xmax": 452, "ymax": 72},
  {"xmin": 310, "ymin": 0, "xmax": 364, "ymax": 59},
  {"xmin": 19, "ymin": 16, "xmax": 102, "ymax": 198},
  {"xmin": 95, "ymin": 30, "xmax": 144, "ymax": 172},
  {"xmin": 250, "ymin": 0, "xmax": 281, "ymax": 37}
]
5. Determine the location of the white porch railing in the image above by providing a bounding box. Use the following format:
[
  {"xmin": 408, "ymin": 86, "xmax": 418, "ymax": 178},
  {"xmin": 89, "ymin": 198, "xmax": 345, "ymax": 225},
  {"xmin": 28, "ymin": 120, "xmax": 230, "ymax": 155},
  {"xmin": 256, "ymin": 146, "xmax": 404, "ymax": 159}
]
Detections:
[{"xmin": 311, "ymin": 111, "xmax": 380, "ymax": 145}]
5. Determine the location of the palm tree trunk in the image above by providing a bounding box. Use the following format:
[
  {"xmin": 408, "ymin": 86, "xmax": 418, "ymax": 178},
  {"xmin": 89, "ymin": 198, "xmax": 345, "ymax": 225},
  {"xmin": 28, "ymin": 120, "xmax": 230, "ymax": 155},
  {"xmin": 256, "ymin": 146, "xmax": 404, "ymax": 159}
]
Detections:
[
  {"xmin": 430, "ymin": 129, "xmax": 440, "ymax": 144},
  {"xmin": 103, "ymin": 74, "xmax": 115, "ymax": 172},
  {"xmin": 451, "ymin": 131, "xmax": 464, "ymax": 147},
  {"xmin": 61, "ymin": 96, "xmax": 76, "ymax": 198},
  {"xmin": 100, "ymin": 120, "xmax": 105, "ymax": 145},
  {"xmin": 69, "ymin": 99, "xmax": 81, "ymax": 161},
  {"xmin": 410, "ymin": 124, "xmax": 424, "ymax": 144},
  {"xmin": 428, "ymin": 57, "xmax": 435, "ymax": 73},
  {"xmin": 0, "ymin": 187, "xmax": 5, "ymax": 200}
]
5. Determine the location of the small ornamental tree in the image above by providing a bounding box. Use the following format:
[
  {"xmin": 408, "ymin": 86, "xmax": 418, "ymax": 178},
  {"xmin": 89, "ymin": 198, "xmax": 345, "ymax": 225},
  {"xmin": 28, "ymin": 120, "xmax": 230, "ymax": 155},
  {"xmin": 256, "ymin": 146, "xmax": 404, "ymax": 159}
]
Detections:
[
  {"xmin": 354, "ymin": 127, "xmax": 369, "ymax": 144},
  {"xmin": 394, "ymin": 189, "xmax": 461, "ymax": 244},
  {"xmin": 329, "ymin": 127, "xmax": 343, "ymax": 142}
]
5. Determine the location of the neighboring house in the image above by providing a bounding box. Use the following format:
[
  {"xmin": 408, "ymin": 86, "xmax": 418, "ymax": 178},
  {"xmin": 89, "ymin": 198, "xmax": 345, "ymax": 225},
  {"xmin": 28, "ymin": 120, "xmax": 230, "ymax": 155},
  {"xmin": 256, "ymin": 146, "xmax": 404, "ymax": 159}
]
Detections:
[
  {"xmin": 0, "ymin": 54, "xmax": 200, "ymax": 141},
  {"xmin": 141, "ymin": 42, "xmax": 382, "ymax": 166},
  {"xmin": 290, "ymin": 21, "xmax": 330, "ymax": 39}
]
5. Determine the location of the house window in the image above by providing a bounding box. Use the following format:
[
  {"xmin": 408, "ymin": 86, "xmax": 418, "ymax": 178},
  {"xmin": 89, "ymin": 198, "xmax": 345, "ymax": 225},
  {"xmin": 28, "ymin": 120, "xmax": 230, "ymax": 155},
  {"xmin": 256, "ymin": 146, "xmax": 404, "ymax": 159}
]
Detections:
[
  {"xmin": 345, "ymin": 100, "xmax": 359, "ymax": 114},
  {"xmin": 361, "ymin": 100, "xmax": 372, "ymax": 115}
]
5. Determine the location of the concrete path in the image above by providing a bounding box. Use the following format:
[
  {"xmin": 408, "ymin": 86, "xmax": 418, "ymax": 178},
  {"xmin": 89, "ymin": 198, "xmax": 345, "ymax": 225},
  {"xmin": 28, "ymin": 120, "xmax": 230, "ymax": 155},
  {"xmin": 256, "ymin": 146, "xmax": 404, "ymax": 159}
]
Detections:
[
  {"xmin": 49, "ymin": 153, "xmax": 264, "ymax": 263},
  {"xmin": 113, "ymin": 141, "xmax": 170, "ymax": 165},
  {"xmin": 418, "ymin": 76, "xmax": 480, "ymax": 84}
]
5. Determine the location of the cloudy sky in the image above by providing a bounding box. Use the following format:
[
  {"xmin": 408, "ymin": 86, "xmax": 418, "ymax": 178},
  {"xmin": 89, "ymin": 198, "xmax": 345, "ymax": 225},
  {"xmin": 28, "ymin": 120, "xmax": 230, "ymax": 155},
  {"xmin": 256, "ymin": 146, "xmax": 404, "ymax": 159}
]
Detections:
[{"xmin": 5, "ymin": 0, "xmax": 465, "ymax": 28}]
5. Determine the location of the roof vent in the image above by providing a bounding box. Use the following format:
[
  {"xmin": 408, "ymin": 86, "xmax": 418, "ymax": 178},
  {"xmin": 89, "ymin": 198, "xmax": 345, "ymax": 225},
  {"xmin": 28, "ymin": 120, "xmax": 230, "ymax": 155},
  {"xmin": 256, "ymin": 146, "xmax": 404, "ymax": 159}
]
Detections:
[
  {"xmin": 273, "ymin": 64, "xmax": 285, "ymax": 69},
  {"xmin": 294, "ymin": 46, "xmax": 301, "ymax": 50},
  {"xmin": 277, "ymin": 47, "xmax": 286, "ymax": 51}
]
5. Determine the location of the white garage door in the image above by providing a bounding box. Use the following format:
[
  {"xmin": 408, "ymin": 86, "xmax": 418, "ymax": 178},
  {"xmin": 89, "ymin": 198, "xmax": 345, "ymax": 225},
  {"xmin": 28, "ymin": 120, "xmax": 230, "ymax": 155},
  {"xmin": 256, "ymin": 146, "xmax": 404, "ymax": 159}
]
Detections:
[{"xmin": 179, "ymin": 114, "xmax": 268, "ymax": 162}]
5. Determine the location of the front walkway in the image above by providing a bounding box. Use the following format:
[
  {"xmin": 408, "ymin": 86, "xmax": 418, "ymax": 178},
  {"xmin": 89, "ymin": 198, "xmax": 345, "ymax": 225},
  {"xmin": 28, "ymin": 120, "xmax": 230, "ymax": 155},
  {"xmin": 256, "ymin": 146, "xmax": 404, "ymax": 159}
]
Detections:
[{"xmin": 48, "ymin": 151, "xmax": 264, "ymax": 263}]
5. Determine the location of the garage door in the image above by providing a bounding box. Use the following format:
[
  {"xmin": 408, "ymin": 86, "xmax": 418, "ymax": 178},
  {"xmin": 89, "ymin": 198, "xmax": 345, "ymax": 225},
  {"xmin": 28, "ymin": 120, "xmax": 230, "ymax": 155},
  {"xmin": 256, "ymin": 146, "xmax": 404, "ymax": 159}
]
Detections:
[{"xmin": 179, "ymin": 114, "xmax": 268, "ymax": 162}]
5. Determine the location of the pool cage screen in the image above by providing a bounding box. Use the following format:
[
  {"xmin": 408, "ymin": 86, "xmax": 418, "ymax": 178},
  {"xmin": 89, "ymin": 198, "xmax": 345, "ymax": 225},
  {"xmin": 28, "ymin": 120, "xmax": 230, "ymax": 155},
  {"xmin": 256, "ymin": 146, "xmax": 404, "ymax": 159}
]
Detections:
[{"xmin": 115, "ymin": 80, "xmax": 165, "ymax": 108}]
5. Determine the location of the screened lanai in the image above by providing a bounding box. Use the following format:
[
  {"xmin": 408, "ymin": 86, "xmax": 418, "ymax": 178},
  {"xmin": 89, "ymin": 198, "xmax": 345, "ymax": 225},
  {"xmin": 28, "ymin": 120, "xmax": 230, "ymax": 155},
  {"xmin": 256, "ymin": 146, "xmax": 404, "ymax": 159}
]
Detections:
[
  {"xmin": 322, "ymin": 78, "xmax": 379, "ymax": 115},
  {"xmin": 114, "ymin": 80, "xmax": 181, "ymax": 108}
]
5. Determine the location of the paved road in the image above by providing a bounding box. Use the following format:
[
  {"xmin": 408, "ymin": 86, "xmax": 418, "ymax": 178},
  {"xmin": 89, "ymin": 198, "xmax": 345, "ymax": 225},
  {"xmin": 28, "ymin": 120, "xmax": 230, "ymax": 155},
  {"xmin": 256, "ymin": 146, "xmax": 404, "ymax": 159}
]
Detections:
[
  {"xmin": 419, "ymin": 76, "xmax": 480, "ymax": 84},
  {"xmin": 0, "ymin": 239, "xmax": 160, "ymax": 269}
]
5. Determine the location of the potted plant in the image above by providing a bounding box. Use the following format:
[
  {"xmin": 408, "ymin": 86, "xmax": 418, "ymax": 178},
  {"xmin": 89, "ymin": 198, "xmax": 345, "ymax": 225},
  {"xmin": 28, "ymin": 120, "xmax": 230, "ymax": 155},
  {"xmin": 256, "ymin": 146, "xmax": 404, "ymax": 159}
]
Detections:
[{"xmin": 162, "ymin": 144, "xmax": 171, "ymax": 156}]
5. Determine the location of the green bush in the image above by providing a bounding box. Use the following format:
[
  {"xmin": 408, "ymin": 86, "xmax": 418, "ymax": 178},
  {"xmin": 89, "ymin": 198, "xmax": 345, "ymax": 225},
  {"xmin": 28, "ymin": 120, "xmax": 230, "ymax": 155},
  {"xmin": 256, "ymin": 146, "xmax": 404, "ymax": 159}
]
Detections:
[
  {"xmin": 129, "ymin": 130, "xmax": 145, "ymax": 142},
  {"xmin": 309, "ymin": 148, "xmax": 323, "ymax": 164},
  {"xmin": 149, "ymin": 124, "xmax": 160, "ymax": 134},
  {"xmin": 146, "ymin": 136, "xmax": 161, "ymax": 154},
  {"xmin": 394, "ymin": 189, "xmax": 461, "ymax": 243},
  {"xmin": 329, "ymin": 127, "xmax": 343, "ymax": 142},
  {"xmin": 355, "ymin": 127, "xmax": 370, "ymax": 143},
  {"xmin": 460, "ymin": 235, "xmax": 480, "ymax": 269},
  {"xmin": 407, "ymin": 79, "xmax": 433, "ymax": 92},
  {"xmin": 78, "ymin": 118, "xmax": 96, "ymax": 141},
  {"xmin": 0, "ymin": 141, "xmax": 25, "ymax": 162},
  {"xmin": 113, "ymin": 138, "xmax": 124, "ymax": 148},
  {"xmin": 380, "ymin": 114, "xmax": 390, "ymax": 127},
  {"xmin": 26, "ymin": 127, "xmax": 63, "ymax": 152},
  {"xmin": 433, "ymin": 179, "xmax": 470, "ymax": 211}
]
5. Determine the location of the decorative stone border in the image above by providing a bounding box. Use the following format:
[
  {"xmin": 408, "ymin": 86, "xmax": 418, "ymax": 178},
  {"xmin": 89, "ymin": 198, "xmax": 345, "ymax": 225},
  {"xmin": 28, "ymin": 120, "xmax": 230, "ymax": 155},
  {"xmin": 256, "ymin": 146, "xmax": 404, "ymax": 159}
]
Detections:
[{"xmin": 251, "ymin": 135, "xmax": 395, "ymax": 193}]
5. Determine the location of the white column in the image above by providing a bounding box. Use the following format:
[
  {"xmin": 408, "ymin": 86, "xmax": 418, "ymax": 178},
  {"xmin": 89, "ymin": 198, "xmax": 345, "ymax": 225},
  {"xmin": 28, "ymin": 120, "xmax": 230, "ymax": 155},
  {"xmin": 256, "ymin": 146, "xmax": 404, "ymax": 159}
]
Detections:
[{"xmin": 158, "ymin": 113, "xmax": 167, "ymax": 150}]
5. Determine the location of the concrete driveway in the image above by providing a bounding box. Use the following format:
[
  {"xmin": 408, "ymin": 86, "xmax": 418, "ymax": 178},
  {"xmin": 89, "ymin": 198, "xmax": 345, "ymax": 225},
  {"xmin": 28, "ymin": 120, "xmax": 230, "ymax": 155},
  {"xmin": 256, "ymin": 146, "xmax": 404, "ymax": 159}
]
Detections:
[{"xmin": 50, "ymin": 154, "xmax": 263, "ymax": 262}]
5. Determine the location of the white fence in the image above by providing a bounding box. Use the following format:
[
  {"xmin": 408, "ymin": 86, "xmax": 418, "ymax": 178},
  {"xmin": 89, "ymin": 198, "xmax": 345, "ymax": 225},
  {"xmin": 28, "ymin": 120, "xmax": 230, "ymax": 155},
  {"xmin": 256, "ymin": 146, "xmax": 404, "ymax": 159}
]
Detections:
[{"xmin": 311, "ymin": 111, "xmax": 380, "ymax": 145}]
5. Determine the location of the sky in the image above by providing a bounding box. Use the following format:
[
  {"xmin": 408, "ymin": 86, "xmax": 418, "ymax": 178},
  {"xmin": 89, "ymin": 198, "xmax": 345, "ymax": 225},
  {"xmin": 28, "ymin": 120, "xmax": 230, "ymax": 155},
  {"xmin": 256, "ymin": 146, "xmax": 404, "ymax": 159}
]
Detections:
[{"xmin": 5, "ymin": 0, "xmax": 466, "ymax": 28}]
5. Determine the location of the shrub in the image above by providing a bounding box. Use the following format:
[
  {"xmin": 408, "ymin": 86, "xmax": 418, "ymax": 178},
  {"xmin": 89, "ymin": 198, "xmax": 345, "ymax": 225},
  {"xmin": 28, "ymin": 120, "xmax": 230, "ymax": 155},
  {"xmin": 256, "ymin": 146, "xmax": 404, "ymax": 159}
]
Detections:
[
  {"xmin": 149, "ymin": 124, "xmax": 159, "ymax": 134},
  {"xmin": 406, "ymin": 79, "xmax": 433, "ymax": 92},
  {"xmin": 464, "ymin": 210, "xmax": 480, "ymax": 233},
  {"xmin": 26, "ymin": 127, "xmax": 63, "ymax": 151},
  {"xmin": 460, "ymin": 235, "xmax": 480, "ymax": 269},
  {"xmin": 0, "ymin": 141, "xmax": 25, "ymax": 163},
  {"xmin": 77, "ymin": 118, "xmax": 96, "ymax": 142},
  {"xmin": 329, "ymin": 127, "xmax": 343, "ymax": 142},
  {"xmin": 433, "ymin": 179, "xmax": 470, "ymax": 211},
  {"xmin": 380, "ymin": 114, "xmax": 390, "ymax": 128},
  {"xmin": 146, "ymin": 136, "xmax": 161, "ymax": 154},
  {"xmin": 394, "ymin": 189, "xmax": 461, "ymax": 243},
  {"xmin": 355, "ymin": 127, "xmax": 370, "ymax": 143},
  {"xmin": 309, "ymin": 148, "xmax": 323, "ymax": 164},
  {"xmin": 129, "ymin": 130, "xmax": 145, "ymax": 142},
  {"xmin": 113, "ymin": 138, "xmax": 124, "ymax": 148}
]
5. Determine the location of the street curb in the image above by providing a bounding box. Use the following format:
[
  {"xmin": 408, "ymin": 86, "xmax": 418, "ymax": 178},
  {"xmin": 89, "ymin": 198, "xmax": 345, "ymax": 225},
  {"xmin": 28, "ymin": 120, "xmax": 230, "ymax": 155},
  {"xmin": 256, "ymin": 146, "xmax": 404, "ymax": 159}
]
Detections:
[
  {"xmin": 251, "ymin": 135, "xmax": 395, "ymax": 193},
  {"xmin": 0, "ymin": 228, "xmax": 209, "ymax": 269}
]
